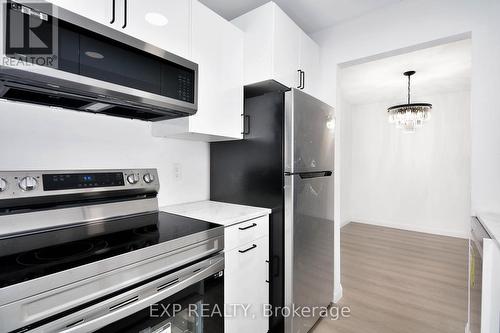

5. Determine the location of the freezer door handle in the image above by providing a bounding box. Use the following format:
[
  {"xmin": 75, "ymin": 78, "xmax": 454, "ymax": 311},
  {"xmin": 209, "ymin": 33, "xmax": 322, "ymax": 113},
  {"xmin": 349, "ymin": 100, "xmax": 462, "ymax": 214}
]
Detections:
[
  {"xmin": 299, "ymin": 171, "xmax": 332, "ymax": 179},
  {"xmin": 285, "ymin": 171, "xmax": 333, "ymax": 178}
]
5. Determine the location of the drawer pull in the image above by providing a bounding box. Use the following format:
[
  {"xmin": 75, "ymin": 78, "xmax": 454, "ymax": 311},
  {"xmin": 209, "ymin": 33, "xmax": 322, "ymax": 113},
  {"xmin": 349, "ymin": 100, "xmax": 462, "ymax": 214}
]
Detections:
[
  {"xmin": 239, "ymin": 223, "xmax": 257, "ymax": 231},
  {"xmin": 239, "ymin": 244, "xmax": 257, "ymax": 253}
]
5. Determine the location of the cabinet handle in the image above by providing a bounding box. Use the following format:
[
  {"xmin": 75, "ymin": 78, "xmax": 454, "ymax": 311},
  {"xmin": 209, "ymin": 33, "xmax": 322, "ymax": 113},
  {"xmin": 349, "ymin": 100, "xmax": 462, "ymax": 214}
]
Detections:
[
  {"xmin": 297, "ymin": 70, "xmax": 305, "ymax": 89},
  {"xmin": 297, "ymin": 70, "xmax": 302, "ymax": 89},
  {"xmin": 239, "ymin": 244, "xmax": 257, "ymax": 253},
  {"xmin": 110, "ymin": 0, "xmax": 116, "ymax": 24},
  {"xmin": 239, "ymin": 223, "xmax": 257, "ymax": 231},
  {"xmin": 122, "ymin": 0, "xmax": 128, "ymax": 29},
  {"xmin": 265, "ymin": 260, "xmax": 270, "ymax": 283},
  {"xmin": 241, "ymin": 114, "xmax": 250, "ymax": 135}
]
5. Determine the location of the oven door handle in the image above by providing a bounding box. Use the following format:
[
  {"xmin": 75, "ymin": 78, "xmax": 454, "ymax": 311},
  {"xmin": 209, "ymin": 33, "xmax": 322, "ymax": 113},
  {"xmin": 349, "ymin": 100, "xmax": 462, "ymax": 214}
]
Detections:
[{"xmin": 37, "ymin": 255, "xmax": 224, "ymax": 333}]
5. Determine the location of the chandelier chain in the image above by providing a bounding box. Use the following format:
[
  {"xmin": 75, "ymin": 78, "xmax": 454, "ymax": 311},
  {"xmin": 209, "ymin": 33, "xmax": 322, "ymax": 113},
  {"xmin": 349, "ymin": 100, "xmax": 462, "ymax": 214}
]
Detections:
[{"xmin": 407, "ymin": 74, "xmax": 411, "ymax": 105}]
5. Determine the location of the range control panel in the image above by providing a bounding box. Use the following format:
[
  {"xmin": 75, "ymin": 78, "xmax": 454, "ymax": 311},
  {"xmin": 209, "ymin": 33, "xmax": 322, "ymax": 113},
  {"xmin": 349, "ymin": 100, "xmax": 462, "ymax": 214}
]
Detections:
[
  {"xmin": 0, "ymin": 169, "xmax": 159, "ymax": 199},
  {"xmin": 43, "ymin": 172, "xmax": 125, "ymax": 191}
]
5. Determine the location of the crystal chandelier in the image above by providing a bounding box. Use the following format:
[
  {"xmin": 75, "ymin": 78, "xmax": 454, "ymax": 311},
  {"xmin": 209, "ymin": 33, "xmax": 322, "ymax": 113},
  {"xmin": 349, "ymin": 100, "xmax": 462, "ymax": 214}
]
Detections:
[{"xmin": 387, "ymin": 71, "xmax": 432, "ymax": 133}]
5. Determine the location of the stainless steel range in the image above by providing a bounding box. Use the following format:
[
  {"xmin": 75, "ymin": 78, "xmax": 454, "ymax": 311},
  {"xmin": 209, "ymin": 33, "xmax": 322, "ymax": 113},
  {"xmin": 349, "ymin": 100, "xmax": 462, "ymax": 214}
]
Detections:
[{"xmin": 0, "ymin": 169, "xmax": 224, "ymax": 333}]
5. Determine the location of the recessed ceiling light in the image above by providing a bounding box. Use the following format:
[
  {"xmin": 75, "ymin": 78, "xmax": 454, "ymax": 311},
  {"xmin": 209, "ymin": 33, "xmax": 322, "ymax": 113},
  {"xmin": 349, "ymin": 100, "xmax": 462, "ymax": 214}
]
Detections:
[
  {"xmin": 85, "ymin": 51, "xmax": 104, "ymax": 59},
  {"xmin": 145, "ymin": 12, "xmax": 168, "ymax": 26}
]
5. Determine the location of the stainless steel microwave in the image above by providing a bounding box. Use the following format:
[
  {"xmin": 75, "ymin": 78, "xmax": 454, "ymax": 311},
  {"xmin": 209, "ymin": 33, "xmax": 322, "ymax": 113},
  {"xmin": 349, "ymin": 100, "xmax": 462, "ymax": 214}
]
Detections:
[{"xmin": 0, "ymin": 0, "xmax": 198, "ymax": 121}]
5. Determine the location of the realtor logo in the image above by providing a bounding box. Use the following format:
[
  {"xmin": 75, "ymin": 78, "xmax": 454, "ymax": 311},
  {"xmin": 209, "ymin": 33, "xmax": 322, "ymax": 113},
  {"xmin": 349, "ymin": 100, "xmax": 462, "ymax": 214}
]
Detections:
[{"xmin": 4, "ymin": 0, "xmax": 58, "ymax": 67}]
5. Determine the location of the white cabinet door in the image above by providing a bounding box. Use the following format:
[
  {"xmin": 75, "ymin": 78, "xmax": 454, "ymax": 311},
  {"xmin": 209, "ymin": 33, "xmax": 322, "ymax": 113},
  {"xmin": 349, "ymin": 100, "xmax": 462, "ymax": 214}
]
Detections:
[
  {"xmin": 189, "ymin": 0, "xmax": 243, "ymax": 139},
  {"xmin": 124, "ymin": 0, "xmax": 191, "ymax": 58},
  {"xmin": 47, "ymin": 0, "xmax": 115, "ymax": 27},
  {"xmin": 225, "ymin": 236, "xmax": 269, "ymax": 333},
  {"xmin": 232, "ymin": 2, "xmax": 322, "ymax": 92},
  {"xmin": 299, "ymin": 31, "xmax": 320, "ymax": 97},
  {"xmin": 230, "ymin": 3, "xmax": 275, "ymax": 87},
  {"xmin": 481, "ymin": 239, "xmax": 500, "ymax": 333},
  {"xmin": 152, "ymin": 0, "xmax": 243, "ymax": 141},
  {"xmin": 272, "ymin": 5, "xmax": 301, "ymax": 89}
]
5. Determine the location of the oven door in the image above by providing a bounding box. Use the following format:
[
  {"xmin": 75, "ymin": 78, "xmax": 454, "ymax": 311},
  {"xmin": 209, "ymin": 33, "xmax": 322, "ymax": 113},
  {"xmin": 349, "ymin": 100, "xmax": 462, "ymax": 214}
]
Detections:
[{"xmin": 32, "ymin": 255, "xmax": 224, "ymax": 333}]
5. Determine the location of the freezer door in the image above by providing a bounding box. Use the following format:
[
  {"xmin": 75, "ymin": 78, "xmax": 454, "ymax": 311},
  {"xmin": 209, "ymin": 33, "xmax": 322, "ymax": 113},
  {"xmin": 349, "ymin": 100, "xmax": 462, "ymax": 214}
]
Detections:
[
  {"xmin": 284, "ymin": 173, "xmax": 334, "ymax": 333},
  {"xmin": 285, "ymin": 89, "xmax": 335, "ymax": 173}
]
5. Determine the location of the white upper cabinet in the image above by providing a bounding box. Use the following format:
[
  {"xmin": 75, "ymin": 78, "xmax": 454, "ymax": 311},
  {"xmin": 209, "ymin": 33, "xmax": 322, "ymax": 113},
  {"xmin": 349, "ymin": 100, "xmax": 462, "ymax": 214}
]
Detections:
[
  {"xmin": 188, "ymin": 0, "xmax": 244, "ymax": 140},
  {"xmin": 299, "ymin": 31, "xmax": 320, "ymax": 96},
  {"xmin": 232, "ymin": 2, "xmax": 321, "ymax": 97},
  {"xmin": 151, "ymin": 0, "xmax": 244, "ymax": 141},
  {"xmin": 123, "ymin": 0, "xmax": 191, "ymax": 59},
  {"xmin": 48, "ymin": 0, "xmax": 244, "ymax": 142},
  {"xmin": 272, "ymin": 6, "xmax": 301, "ymax": 88},
  {"xmin": 47, "ymin": 0, "xmax": 192, "ymax": 59},
  {"xmin": 46, "ymin": 0, "xmax": 115, "ymax": 26}
]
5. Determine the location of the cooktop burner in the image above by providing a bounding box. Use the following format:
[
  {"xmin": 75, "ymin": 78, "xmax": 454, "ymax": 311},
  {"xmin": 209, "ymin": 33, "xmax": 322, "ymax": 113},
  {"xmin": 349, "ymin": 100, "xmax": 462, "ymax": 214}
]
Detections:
[
  {"xmin": 0, "ymin": 212, "xmax": 220, "ymax": 288},
  {"xmin": 16, "ymin": 239, "xmax": 108, "ymax": 266}
]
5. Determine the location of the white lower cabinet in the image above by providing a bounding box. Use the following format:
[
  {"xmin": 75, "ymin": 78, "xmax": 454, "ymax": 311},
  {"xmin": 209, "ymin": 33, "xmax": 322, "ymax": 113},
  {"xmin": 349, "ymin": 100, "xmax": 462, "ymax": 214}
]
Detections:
[
  {"xmin": 224, "ymin": 218, "xmax": 269, "ymax": 333},
  {"xmin": 481, "ymin": 239, "xmax": 500, "ymax": 333}
]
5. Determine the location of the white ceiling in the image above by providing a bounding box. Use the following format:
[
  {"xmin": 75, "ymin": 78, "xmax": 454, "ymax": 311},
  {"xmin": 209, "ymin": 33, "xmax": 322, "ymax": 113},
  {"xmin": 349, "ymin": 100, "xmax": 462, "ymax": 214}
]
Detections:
[
  {"xmin": 198, "ymin": 0, "xmax": 403, "ymax": 33},
  {"xmin": 339, "ymin": 39, "xmax": 472, "ymax": 106}
]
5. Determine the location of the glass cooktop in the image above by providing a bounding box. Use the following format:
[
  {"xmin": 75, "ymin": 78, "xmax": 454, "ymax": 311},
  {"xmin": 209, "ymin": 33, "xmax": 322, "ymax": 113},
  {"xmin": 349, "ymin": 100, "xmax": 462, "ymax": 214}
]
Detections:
[{"xmin": 0, "ymin": 212, "xmax": 221, "ymax": 288}]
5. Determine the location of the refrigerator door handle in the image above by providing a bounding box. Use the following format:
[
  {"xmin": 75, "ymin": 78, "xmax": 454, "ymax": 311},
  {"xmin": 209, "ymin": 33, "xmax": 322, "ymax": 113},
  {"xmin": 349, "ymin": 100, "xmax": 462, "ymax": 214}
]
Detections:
[
  {"xmin": 299, "ymin": 171, "xmax": 332, "ymax": 179},
  {"xmin": 285, "ymin": 171, "xmax": 333, "ymax": 178}
]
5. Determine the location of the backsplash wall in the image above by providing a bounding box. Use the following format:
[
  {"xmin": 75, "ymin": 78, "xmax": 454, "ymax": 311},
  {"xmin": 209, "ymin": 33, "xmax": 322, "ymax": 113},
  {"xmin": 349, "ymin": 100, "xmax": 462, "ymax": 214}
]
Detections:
[{"xmin": 0, "ymin": 100, "xmax": 210, "ymax": 206}]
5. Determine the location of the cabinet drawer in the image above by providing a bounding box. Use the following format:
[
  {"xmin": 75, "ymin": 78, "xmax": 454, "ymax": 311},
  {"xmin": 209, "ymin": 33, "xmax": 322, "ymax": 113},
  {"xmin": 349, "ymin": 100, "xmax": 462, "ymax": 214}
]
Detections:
[
  {"xmin": 225, "ymin": 215, "xmax": 269, "ymax": 251},
  {"xmin": 225, "ymin": 236, "xmax": 269, "ymax": 333}
]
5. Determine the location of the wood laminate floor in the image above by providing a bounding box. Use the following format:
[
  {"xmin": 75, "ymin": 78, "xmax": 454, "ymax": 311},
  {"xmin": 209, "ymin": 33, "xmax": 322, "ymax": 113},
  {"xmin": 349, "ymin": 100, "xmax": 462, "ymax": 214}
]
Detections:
[{"xmin": 312, "ymin": 222, "xmax": 468, "ymax": 333}]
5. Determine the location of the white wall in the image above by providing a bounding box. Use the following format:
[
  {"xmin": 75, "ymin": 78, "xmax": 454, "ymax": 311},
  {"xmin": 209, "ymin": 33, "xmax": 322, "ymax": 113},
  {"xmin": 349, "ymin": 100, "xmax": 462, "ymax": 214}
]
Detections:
[
  {"xmin": 0, "ymin": 101, "xmax": 210, "ymax": 207},
  {"xmin": 348, "ymin": 91, "xmax": 471, "ymax": 238},
  {"xmin": 314, "ymin": 0, "xmax": 500, "ymax": 214},
  {"xmin": 312, "ymin": 0, "xmax": 500, "ymax": 301}
]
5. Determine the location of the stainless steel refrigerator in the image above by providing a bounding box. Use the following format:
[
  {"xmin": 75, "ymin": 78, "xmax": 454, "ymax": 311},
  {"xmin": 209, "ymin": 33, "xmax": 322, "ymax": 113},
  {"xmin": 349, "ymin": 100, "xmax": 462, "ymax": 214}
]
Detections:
[{"xmin": 211, "ymin": 87, "xmax": 335, "ymax": 333}]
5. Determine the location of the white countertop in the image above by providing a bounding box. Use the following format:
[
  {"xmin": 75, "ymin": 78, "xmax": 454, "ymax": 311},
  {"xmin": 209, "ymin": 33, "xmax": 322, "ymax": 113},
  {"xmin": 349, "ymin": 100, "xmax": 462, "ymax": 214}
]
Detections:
[
  {"xmin": 477, "ymin": 212, "xmax": 500, "ymax": 243},
  {"xmin": 160, "ymin": 200, "xmax": 271, "ymax": 227}
]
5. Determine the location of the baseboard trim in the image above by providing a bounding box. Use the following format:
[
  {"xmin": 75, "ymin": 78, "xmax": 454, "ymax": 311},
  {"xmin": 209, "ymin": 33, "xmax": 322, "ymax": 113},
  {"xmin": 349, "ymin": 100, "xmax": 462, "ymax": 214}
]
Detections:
[
  {"xmin": 348, "ymin": 218, "xmax": 468, "ymax": 239},
  {"xmin": 464, "ymin": 322, "xmax": 470, "ymax": 333},
  {"xmin": 333, "ymin": 284, "xmax": 343, "ymax": 303}
]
